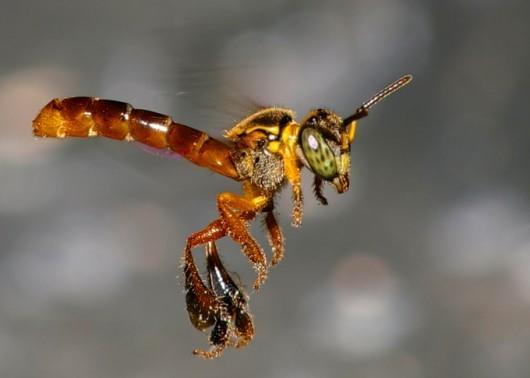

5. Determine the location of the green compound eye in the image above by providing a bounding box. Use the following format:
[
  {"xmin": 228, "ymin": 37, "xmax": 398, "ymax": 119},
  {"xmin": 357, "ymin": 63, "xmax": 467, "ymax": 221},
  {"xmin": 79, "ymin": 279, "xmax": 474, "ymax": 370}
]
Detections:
[{"xmin": 300, "ymin": 127, "xmax": 338, "ymax": 180}]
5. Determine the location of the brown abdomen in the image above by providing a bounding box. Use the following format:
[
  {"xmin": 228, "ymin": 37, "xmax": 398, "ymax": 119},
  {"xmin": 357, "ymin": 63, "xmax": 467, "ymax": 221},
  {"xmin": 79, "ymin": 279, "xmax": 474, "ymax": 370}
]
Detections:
[{"xmin": 33, "ymin": 97, "xmax": 239, "ymax": 179}]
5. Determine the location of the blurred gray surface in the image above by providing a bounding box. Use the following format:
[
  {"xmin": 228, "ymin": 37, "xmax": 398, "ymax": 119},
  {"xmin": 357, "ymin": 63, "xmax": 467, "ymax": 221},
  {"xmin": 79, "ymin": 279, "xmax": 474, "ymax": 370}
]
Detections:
[{"xmin": 1, "ymin": 0, "xmax": 530, "ymax": 377}]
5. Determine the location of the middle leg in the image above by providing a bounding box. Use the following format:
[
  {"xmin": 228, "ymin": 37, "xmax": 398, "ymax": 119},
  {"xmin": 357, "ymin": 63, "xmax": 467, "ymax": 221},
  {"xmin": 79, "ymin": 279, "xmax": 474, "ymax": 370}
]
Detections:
[{"xmin": 263, "ymin": 205, "xmax": 285, "ymax": 266}]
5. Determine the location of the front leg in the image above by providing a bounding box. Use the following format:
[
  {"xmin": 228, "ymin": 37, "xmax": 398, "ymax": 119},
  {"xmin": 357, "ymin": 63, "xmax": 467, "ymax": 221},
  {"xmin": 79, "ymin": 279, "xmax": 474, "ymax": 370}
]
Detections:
[
  {"xmin": 312, "ymin": 176, "xmax": 328, "ymax": 205},
  {"xmin": 282, "ymin": 152, "xmax": 304, "ymax": 227},
  {"xmin": 291, "ymin": 184, "xmax": 303, "ymax": 228},
  {"xmin": 217, "ymin": 191, "xmax": 269, "ymax": 290}
]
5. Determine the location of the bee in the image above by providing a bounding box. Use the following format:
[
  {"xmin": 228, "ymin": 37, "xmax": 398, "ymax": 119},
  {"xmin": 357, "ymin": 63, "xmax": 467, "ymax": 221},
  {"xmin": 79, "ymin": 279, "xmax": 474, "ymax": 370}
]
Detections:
[{"xmin": 32, "ymin": 74, "xmax": 412, "ymax": 358}]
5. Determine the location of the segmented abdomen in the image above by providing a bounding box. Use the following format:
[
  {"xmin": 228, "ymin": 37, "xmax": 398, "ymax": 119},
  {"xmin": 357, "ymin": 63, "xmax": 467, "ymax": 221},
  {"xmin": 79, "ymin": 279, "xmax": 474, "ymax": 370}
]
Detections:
[{"xmin": 33, "ymin": 97, "xmax": 239, "ymax": 179}]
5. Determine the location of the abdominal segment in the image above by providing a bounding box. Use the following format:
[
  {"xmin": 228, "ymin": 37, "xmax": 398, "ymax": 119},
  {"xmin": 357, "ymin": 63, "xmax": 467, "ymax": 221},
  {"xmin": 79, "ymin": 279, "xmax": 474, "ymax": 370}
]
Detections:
[{"xmin": 33, "ymin": 97, "xmax": 239, "ymax": 179}]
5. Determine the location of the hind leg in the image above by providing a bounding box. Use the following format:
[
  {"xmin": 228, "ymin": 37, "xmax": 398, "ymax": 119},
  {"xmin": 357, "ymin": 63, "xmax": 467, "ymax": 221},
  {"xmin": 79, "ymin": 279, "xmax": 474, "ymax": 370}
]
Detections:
[
  {"xmin": 183, "ymin": 219, "xmax": 226, "ymax": 332},
  {"xmin": 216, "ymin": 192, "xmax": 269, "ymax": 290},
  {"xmin": 183, "ymin": 222, "xmax": 233, "ymax": 359}
]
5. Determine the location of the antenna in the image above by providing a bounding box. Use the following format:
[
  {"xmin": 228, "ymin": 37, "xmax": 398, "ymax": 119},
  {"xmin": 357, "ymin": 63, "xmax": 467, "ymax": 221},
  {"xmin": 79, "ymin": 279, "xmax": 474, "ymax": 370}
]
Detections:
[{"xmin": 343, "ymin": 74, "xmax": 413, "ymax": 125}]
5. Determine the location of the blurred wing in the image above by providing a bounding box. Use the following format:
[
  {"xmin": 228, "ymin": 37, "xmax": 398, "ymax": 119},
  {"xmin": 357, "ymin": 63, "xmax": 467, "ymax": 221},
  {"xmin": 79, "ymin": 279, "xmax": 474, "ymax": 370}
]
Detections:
[{"xmin": 153, "ymin": 62, "xmax": 268, "ymax": 138}]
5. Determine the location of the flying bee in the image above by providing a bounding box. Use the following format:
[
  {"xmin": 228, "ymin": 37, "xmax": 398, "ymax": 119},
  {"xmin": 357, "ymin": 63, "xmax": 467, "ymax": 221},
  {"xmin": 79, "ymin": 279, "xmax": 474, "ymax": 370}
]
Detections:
[{"xmin": 32, "ymin": 74, "xmax": 412, "ymax": 358}]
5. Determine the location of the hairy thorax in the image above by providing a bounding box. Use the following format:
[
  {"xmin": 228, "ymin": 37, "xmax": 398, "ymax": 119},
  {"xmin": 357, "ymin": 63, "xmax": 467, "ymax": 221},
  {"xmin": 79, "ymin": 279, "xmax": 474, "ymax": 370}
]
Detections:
[{"xmin": 231, "ymin": 144, "xmax": 285, "ymax": 194}]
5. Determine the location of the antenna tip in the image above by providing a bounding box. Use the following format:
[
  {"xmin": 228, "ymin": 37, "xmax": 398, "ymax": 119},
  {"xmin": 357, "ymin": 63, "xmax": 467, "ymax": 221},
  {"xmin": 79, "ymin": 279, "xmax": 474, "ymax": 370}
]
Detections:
[{"xmin": 398, "ymin": 74, "xmax": 414, "ymax": 86}]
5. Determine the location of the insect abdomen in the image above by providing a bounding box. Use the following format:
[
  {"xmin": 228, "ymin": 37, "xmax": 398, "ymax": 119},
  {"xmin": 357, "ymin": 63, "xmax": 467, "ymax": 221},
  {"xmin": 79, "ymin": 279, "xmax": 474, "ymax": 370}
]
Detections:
[
  {"xmin": 33, "ymin": 97, "xmax": 170, "ymax": 148},
  {"xmin": 33, "ymin": 97, "xmax": 239, "ymax": 179}
]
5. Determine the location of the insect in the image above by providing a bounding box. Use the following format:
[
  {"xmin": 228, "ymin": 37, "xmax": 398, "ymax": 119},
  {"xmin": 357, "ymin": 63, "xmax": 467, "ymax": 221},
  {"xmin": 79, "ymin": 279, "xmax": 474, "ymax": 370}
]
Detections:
[{"xmin": 32, "ymin": 74, "xmax": 412, "ymax": 358}]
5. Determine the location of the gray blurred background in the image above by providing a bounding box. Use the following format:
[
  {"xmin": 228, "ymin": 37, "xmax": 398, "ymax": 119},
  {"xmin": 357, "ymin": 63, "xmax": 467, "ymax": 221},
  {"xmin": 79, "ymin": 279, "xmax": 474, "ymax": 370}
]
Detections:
[{"xmin": 1, "ymin": 0, "xmax": 530, "ymax": 377}]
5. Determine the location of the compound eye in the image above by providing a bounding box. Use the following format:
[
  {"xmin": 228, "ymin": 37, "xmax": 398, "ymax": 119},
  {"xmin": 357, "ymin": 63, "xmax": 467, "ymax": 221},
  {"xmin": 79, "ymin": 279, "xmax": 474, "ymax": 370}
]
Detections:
[{"xmin": 300, "ymin": 127, "xmax": 337, "ymax": 180}]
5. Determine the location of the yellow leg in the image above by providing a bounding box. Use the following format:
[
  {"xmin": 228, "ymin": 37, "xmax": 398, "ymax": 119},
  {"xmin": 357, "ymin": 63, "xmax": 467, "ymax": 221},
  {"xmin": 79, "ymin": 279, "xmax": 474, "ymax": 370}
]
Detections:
[{"xmin": 283, "ymin": 157, "xmax": 303, "ymax": 227}]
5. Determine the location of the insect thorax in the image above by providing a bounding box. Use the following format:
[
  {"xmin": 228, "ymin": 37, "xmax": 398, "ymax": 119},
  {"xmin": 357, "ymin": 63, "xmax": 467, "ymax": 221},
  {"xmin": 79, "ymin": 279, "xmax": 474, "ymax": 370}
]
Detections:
[
  {"xmin": 226, "ymin": 107, "xmax": 295, "ymax": 194},
  {"xmin": 232, "ymin": 146, "xmax": 285, "ymax": 193}
]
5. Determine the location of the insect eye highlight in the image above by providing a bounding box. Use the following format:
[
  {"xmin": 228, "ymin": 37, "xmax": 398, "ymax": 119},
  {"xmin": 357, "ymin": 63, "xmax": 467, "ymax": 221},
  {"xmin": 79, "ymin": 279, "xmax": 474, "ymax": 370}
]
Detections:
[{"xmin": 300, "ymin": 127, "xmax": 338, "ymax": 180}]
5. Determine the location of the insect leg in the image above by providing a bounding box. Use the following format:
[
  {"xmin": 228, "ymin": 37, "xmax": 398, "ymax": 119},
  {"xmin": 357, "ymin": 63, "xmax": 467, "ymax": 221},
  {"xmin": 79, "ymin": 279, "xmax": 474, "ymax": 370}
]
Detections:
[
  {"xmin": 183, "ymin": 222, "xmax": 234, "ymax": 359},
  {"xmin": 234, "ymin": 308, "xmax": 255, "ymax": 348},
  {"xmin": 183, "ymin": 219, "xmax": 226, "ymax": 331},
  {"xmin": 281, "ymin": 157, "xmax": 304, "ymax": 227},
  {"xmin": 217, "ymin": 192, "xmax": 269, "ymax": 290},
  {"xmin": 205, "ymin": 242, "xmax": 255, "ymax": 349},
  {"xmin": 263, "ymin": 207, "xmax": 285, "ymax": 266},
  {"xmin": 312, "ymin": 176, "xmax": 328, "ymax": 206},
  {"xmin": 192, "ymin": 310, "xmax": 231, "ymax": 359},
  {"xmin": 182, "ymin": 210, "xmax": 256, "ymax": 327}
]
